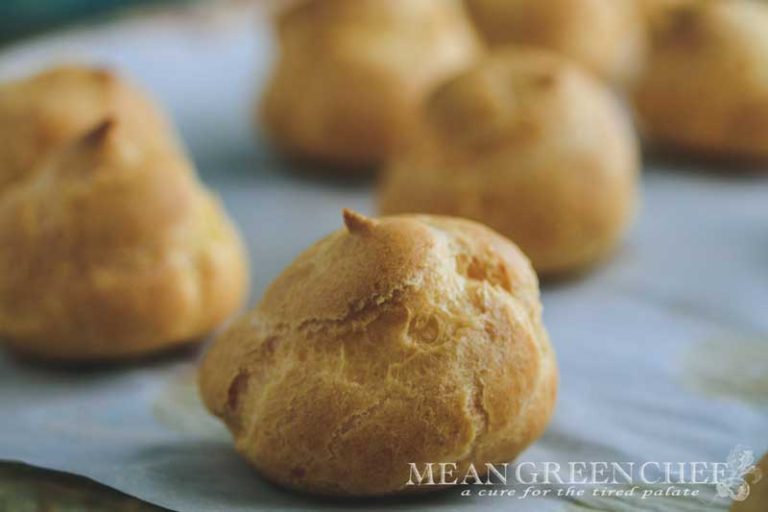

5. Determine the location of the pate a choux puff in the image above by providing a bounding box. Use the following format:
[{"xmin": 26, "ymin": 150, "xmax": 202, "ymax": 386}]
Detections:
[
  {"xmin": 634, "ymin": 0, "xmax": 768, "ymax": 162},
  {"xmin": 0, "ymin": 65, "xmax": 173, "ymax": 191},
  {"xmin": 639, "ymin": 0, "xmax": 702, "ymax": 23},
  {"xmin": 464, "ymin": 0, "xmax": 646, "ymax": 84},
  {"xmin": 378, "ymin": 48, "xmax": 640, "ymax": 277},
  {"xmin": 260, "ymin": 0, "xmax": 483, "ymax": 170},
  {"xmin": 0, "ymin": 119, "xmax": 248, "ymax": 361},
  {"xmin": 199, "ymin": 210, "xmax": 557, "ymax": 496}
]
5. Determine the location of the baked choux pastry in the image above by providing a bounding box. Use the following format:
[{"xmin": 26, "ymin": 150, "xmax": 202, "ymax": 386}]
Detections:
[
  {"xmin": 634, "ymin": 0, "xmax": 768, "ymax": 162},
  {"xmin": 260, "ymin": 0, "xmax": 483, "ymax": 170},
  {"xmin": 639, "ymin": 0, "xmax": 702, "ymax": 23},
  {"xmin": 378, "ymin": 48, "xmax": 640, "ymax": 277},
  {"xmin": 0, "ymin": 119, "xmax": 248, "ymax": 361},
  {"xmin": 464, "ymin": 0, "xmax": 646, "ymax": 84},
  {"xmin": 199, "ymin": 210, "xmax": 557, "ymax": 496},
  {"xmin": 0, "ymin": 65, "xmax": 173, "ymax": 191}
]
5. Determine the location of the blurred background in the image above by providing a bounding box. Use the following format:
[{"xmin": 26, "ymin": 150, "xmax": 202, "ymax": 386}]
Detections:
[{"xmin": 0, "ymin": 1, "xmax": 183, "ymax": 43}]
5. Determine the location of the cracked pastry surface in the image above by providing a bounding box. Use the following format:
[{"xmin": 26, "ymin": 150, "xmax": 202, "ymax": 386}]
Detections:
[
  {"xmin": 633, "ymin": 0, "xmax": 768, "ymax": 162},
  {"xmin": 260, "ymin": 0, "xmax": 482, "ymax": 170},
  {"xmin": 378, "ymin": 48, "xmax": 640, "ymax": 277},
  {"xmin": 0, "ymin": 118, "xmax": 249, "ymax": 361},
  {"xmin": 0, "ymin": 65, "xmax": 173, "ymax": 191},
  {"xmin": 199, "ymin": 210, "xmax": 557, "ymax": 496},
  {"xmin": 464, "ymin": 0, "xmax": 646, "ymax": 84}
]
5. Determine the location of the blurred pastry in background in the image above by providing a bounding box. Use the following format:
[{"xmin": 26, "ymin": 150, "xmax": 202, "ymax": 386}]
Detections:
[
  {"xmin": 0, "ymin": 65, "xmax": 174, "ymax": 191},
  {"xmin": 0, "ymin": 119, "xmax": 249, "ymax": 361},
  {"xmin": 199, "ymin": 210, "xmax": 557, "ymax": 496},
  {"xmin": 379, "ymin": 48, "xmax": 639, "ymax": 278},
  {"xmin": 260, "ymin": 0, "xmax": 483, "ymax": 171},
  {"xmin": 634, "ymin": 0, "xmax": 768, "ymax": 162},
  {"xmin": 732, "ymin": 451, "xmax": 767, "ymax": 512},
  {"xmin": 639, "ymin": 0, "xmax": 701, "ymax": 25},
  {"xmin": 464, "ymin": 0, "xmax": 646, "ymax": 84}
]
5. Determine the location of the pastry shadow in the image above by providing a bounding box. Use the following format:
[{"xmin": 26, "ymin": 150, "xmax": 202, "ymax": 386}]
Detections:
[
  {"xmin": 643, "ymin": 147, "xmax": 768, "ymax": 177},
  {"xmin": 129, "ymin": 440, "xmax": 462, "ymax": 510},
  {"xmin": 265, "ymin": 149, "xmax": 378, "ymax": 188},
  {"xmin": 2, "ymin": 339, "xmax": 203, "ymax": 375},
  {"xmin": 537, "ymin": 243, "xmax": 629, "ymax": 290}
]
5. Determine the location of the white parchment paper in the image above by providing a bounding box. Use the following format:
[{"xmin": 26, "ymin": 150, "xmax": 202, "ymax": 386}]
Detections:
[{"xmin": 0, "ymin": 4, "xmax": 766, "ymax": 511}]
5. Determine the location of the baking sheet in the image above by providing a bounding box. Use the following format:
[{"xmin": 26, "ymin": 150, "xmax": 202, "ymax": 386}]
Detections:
[{"xmin": 0, "ymin": 3, "xmax": 766, "ymax": 511}]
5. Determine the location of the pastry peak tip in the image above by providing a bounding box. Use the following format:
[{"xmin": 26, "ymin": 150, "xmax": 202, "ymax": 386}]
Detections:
[
  {"xmin": 343, "ymin": 209, "xmax": 376, "ymax": 233},
  {"xmin": 82, "ymin": 117, "xmax": 117, "ymax": 147}
]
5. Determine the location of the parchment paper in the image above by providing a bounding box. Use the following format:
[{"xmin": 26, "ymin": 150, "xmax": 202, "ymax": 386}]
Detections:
[{"xmin": 0, "ymin": 3, "xmax": 766, "ymax": 511}]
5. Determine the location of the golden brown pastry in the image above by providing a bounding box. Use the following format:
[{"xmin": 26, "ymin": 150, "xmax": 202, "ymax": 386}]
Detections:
[
  {"xmin": 0, "ymin": 65, "xmax": 172, "ymax": 191},
  {"xmin": 639, "ymin": 0, "xmax": 702, "ymax": 22},
  {"xmin": 634, "ymin": 0, "xmax": 768, "ymax": 161},
  {"xmin": 260, "ymin": 0, "xmax": 483, "ymax": 170},
  {"xmin": 464, "ymin": 0, "xmax": 646, "ymax": 84},
  {"xmin": 0, "ymin": 119, "xmax": 249, "ymax": 361},
  {"xmin": 378, "ymin": 48, "xmax": 640, "ymax": 277},
  {"xmin": 732, "ymin": 452, "xmax": 767, "ymax": 512},
  {"xmin": 199, "ymin": 210, "xmax": 557, "ymax": 496}
]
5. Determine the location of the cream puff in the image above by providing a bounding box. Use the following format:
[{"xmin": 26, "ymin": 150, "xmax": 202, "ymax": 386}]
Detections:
[
  {"xmin": 634, "ymin": 0, "xmax": 768, "ymax": 162},
  {"xmin": 260, "ymin": 0, "xmax": 483, "ymax": 170},
  {"xmin": 464, "ymin": 0, "xmax": 646, "ymax": 84},
  {"xmin": 379, "ymin": 48, "xmax": 640, "ymax": 277},
  {"xmin": 199, "ymin": 210, "xmax": 557, "ymax": 495},
  {"xmin": 0, "ymin": 119, "xmax": 248, "ymax": 361}
]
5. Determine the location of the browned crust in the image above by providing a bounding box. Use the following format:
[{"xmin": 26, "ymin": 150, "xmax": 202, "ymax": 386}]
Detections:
[
  {"xmin": 259, "ymin": 0, "xmax": 483, "ymax": 169},
  {"xmin": 633, "ymin": 0, "xmax": 768, "ymax": 163},
  {"xmin": 199, "ymin": 211, "xmax": 557, "ymax": 496},
  {"xmin": 378, "ymin": 48, "xmax": 639, "ymax": 277},
  {"xmin": 0, "ymin": 67, "xmax": 249, "ymax": 361}
]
